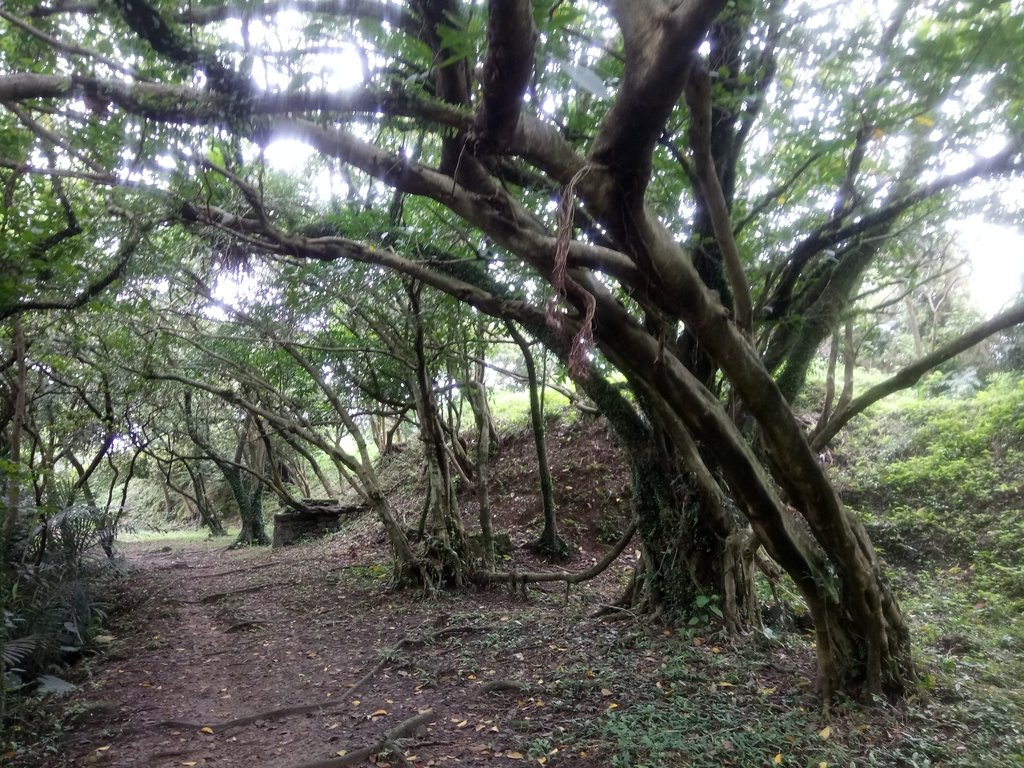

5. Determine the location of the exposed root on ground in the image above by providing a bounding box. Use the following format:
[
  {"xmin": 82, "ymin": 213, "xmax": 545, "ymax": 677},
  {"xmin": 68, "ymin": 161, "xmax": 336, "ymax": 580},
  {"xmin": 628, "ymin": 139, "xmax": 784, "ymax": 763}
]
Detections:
[
  {"xmin": 283, "ymin": 709, "xmax": 436, "ymax": 768},
  {"xmin": 470, "ymin": 520, "xmax": 636, "ymax": 596}
]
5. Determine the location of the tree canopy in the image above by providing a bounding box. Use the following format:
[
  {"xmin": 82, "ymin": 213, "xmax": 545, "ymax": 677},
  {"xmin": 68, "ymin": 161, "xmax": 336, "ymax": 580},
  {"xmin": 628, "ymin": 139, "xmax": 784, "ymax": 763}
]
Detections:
[{"xmin": 2, "ymin": 0, "xmax": 1024, "ymax": 701}]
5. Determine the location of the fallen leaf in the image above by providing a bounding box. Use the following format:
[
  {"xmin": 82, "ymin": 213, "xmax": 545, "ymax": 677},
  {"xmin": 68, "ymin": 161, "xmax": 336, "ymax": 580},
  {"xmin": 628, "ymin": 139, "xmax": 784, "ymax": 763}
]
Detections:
[
  {"xmin": 96, "ymin": 746, "xmax": 111, "ymax": 752},
  {"xmin": 507, "ymin": 751, "xmax": 524, "ymax": 759},
  {"xmin": 335, "ymin": 750, "xmax": 347, "ymax": 757},
  {"xmin": 370, "ymin": 709, "xmax": 388, "ymax": 718},
  {"xmin": 200, "ymin": 727, "xmax": 214, "ymax": 734},
  {"xmin": 819, "ymin": 725, "xmax": 832, "ymax": 740},
  {"xmin": 718, "ymin": 681, "xmax": 734, "ymax": 687},
  {"xmin": 456, "ymin": 719, "xmax": 468, "ymax": 728},
  {"xmin": 181, "ymin": 763, "xmax": 197, "ymax": 766},
  {"xmin": 774, "ymin": 753, "xmax": 783, "ymax": 764}
]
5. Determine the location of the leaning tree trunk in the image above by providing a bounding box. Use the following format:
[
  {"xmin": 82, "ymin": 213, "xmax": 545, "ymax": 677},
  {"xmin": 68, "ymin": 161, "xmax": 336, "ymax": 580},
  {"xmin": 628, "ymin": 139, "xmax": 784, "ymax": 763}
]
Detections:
[
  {"xmin": 589, "ymin": 277, "xmax": 914, "ymax": 698},
  {"xmin": 184, "ymin": 461, "xmax": 227, "ymax": 537}
]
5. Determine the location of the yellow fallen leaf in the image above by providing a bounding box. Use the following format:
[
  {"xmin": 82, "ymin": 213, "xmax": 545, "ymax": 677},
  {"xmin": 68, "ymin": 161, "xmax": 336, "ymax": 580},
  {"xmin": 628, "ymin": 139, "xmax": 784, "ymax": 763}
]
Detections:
[
  {"xmin": 608, "ymin": 702, "xmax": 619, "ymax": 709},
  {"xmin": 718, "ymin": 681, "xmax": 734, "ymax": 687},
  {"xmin": 819, "ymin": 725, "xmax": 832, "ymax": 740},
  {"xmin": 370, "ymin": 709, "xmax": 388, "ymax": 717},
  {"xmin": 335, "ymin": 749, "xmax": 348, "ymax": 757},
  {"xmin": 96, "ymin": 746, "xmax": 111, "ymax": 752},
  {"xmin": 456, "ymin": 719, "xmax": 468, "ymax": 728},
  {"xmin": 819, "ymin": 763, "xmax": 829, "ymax": 768},
  {"xmin": 181, "ymin": 763, "xmax": 197, "ymax": 766},
  {"xmin": 507, "ymin": 751, "xmax": 524, "ymax": 759},
  {"xmin": 200, "ymin": 727, "xmax": 214, "ymax": 734},
  {"xmin": 774, "ymin": 753, "xmax": 783, "ymax": 764}
]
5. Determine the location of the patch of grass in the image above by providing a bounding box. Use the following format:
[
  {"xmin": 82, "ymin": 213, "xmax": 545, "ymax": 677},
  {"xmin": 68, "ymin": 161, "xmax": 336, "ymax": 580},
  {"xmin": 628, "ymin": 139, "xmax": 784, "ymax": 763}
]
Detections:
[
  {"xmin": 119, "ymin": 527, "xmax": 235, "ymax": 546},
  {"xmin": 488, "ymin": 388, "xmax": 573, "ymax": 429},
  {"xmin": 563, "ymin": 630, "xmax": 1024, "ymax": 767}
]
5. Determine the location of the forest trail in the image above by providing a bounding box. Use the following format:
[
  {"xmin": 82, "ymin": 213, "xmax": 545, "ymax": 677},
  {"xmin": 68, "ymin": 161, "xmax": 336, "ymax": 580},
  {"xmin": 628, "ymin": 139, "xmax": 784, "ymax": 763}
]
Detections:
[{"xmin": 42, "ymin": 536, "xmax": 642, "ymax": 767}]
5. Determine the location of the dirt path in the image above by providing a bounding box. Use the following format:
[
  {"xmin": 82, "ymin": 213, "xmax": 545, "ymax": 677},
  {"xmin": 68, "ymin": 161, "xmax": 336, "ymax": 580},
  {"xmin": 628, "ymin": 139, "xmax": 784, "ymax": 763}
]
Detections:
[{"xmin": 44, "ymin": 538, "xmax": 639, "ymax": 767}]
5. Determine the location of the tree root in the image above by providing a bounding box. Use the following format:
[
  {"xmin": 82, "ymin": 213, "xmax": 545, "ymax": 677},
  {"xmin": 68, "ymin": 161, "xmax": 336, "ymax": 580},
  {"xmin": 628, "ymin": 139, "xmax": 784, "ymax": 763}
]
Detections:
[
  {"xmin": 158, "ymin": 701, "xmax": 347, "ymax": 734},
  {"xmin": 282, "ymin": 709, "xmax": 436, "ymax": 768},
  {"xmin": 196, "ymin": 562, "xmax": 283, "ymax": 579},
  {"xmin": 469, "ymin": 520, "xmax": 636, "ymax": 594},
  {"xmin": 478, "ymin": 679, "xmax": 530, "ymax": 695},
  {"xmin": 176, "ymin": 578, "xmax": 308, "ymax": 604}
]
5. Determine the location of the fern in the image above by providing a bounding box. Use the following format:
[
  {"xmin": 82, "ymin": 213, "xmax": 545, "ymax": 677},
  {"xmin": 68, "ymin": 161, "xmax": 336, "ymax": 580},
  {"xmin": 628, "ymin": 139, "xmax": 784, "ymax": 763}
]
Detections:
[{"xmin": 1, "ymin": 634, "xmax": 45, "ymax": 668}]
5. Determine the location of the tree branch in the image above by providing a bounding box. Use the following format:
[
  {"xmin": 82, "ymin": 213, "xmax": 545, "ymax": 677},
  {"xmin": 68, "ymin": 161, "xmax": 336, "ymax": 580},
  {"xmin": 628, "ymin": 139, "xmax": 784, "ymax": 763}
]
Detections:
[
  {"xmin": 0, "ymin": 227, "xmax": 143, "ymax": 321},
  {"xmin": 471, "ymin": 0, "xmax": 536, "ymax": 155},
  {"xmin": 811, "ymin": 301, "xmax": 1024, "ymax": 449},
  {"xmin": 590, "ymin": 0, "xmax": 726, "ymax": 199},
  {"xmin": 685, "ymin": 61, "xmax": 752, "ymax": 333}
]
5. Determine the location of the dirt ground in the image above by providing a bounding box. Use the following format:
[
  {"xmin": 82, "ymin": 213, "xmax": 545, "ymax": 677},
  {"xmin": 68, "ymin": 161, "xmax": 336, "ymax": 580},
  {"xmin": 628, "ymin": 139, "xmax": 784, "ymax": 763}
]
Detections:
[{"xmin": 37, "ymin": 530, "xmax": 650, "ymax": 768}]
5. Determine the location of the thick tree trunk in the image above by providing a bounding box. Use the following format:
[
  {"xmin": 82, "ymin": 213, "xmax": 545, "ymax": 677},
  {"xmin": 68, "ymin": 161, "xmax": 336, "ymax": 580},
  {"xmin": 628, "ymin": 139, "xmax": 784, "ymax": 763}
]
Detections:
[
  {"xmin": 222, "ymin": 464, "xmax": 269, "ymax": 547},
  {"xmin": 590, "ymin": 287, "xmax": 915, "ymax": 697}
]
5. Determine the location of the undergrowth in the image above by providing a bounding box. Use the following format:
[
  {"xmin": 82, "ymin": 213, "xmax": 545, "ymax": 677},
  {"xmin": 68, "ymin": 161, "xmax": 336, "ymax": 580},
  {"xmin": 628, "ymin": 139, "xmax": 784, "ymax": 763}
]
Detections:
[
  {"xmin": 579, "ymin": 371, "xmax": 1024, "ymax": 767},
  {"xmin": 1, "ymin": 505, "xmax": 122, "ymax": 758}
]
